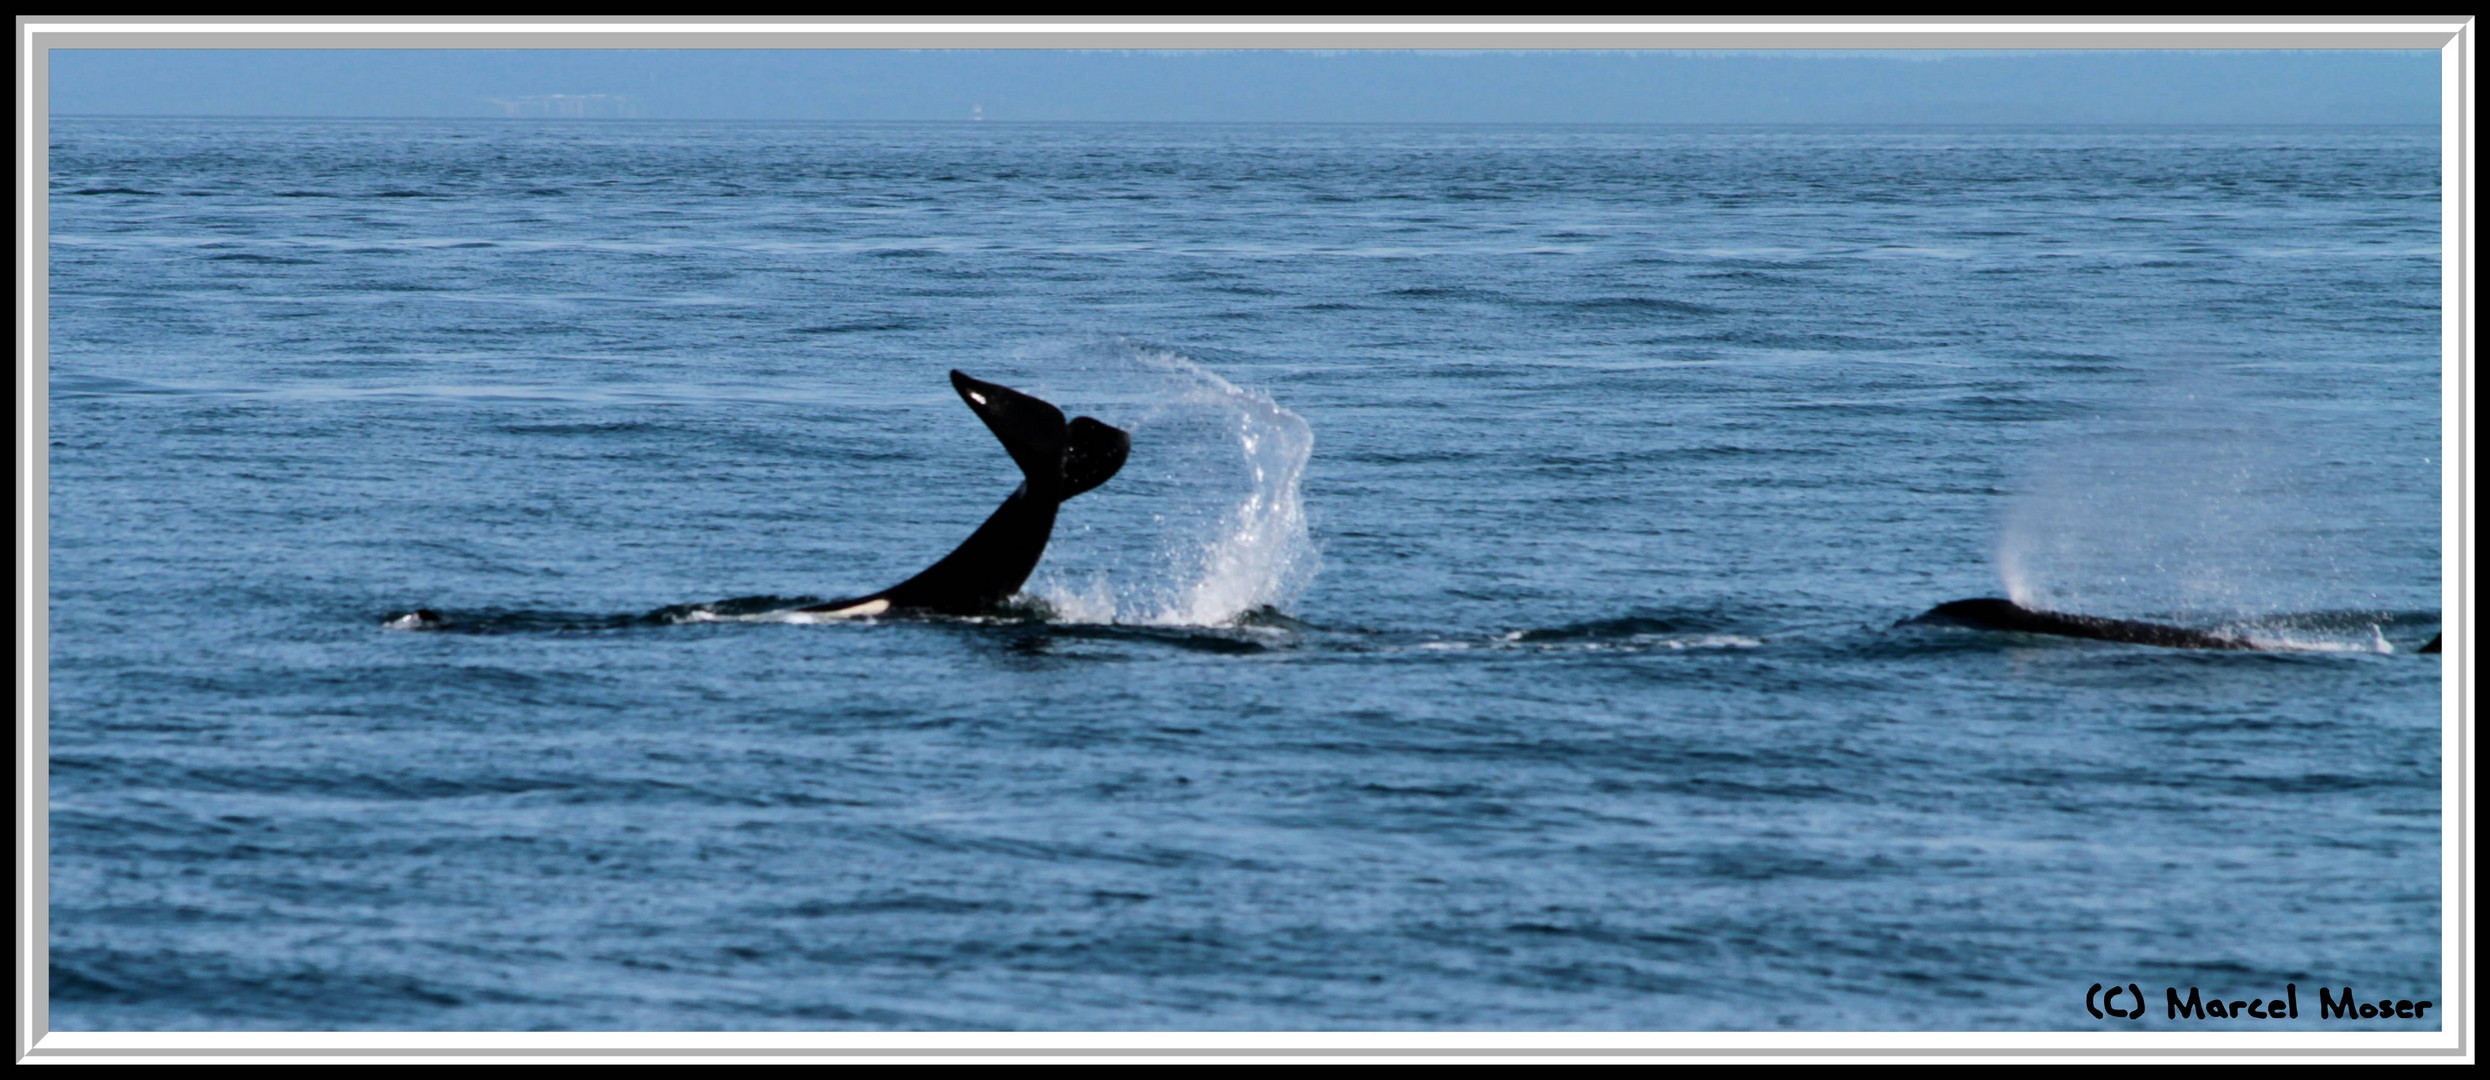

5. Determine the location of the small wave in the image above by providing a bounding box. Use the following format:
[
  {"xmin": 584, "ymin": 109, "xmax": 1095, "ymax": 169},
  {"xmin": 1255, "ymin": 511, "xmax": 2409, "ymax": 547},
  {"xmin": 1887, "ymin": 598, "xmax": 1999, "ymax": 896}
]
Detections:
[
  {"xmin": 1386, "ymin": 285, "xmax": 1513, "ymax": 301},
  {"xmin": 1498, "ymin": 631, "xmax": 1765, "ymax": 652},
  {"xmin": 203, "ymin": 252, "xmax": 320, "ymax": 264},
  {"xmin": 790, "ymin": 320, "xmax": 917, "ymax": 334},
  {"xmin": 1506, "ymin": 601, "xmax": 1764, "ymax": 642},
  {"xmin": 1563, "ymin": 296, "xmax": 1726, "ymax": 316},
  {"xmin": 1366, "ymin": 613, "xmax": 1773, "ymax": 655},
  {"xmin": 771, "ymin": 894, "xmax": 1008, "ymax": 918},
  {"xmin": 1510, "ymin": 615, "xmax": 1697, "ymax": 642},
  {"xmin": 52, "ymin": 374, "xmax": 209, "ymax": 398},
  {"xmin": 1002, "ymin": 622, "xmax": 1279, "ymax": 655},
  {"xmin": 495, "ymin": 420, "xmax": 681, "ymax": 437},
  {"xmin": 1695, "ymin": 329, "xmax": 1915, "ymax": 351}
]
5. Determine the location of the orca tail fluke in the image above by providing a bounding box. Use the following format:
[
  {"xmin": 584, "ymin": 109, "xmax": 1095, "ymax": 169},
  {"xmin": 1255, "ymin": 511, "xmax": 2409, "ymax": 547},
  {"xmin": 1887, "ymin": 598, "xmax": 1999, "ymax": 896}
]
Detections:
[
  {"xmin": 950, "ymin": 369, "xmax": 1069, "ymax": 493},
  {"xmin": 949, "ymin": 369, "xmax": 1129, "ymax": 500},
  {"xmin": 1061, "ymin": 415, "xmax": 1130, "ymax": 500}
]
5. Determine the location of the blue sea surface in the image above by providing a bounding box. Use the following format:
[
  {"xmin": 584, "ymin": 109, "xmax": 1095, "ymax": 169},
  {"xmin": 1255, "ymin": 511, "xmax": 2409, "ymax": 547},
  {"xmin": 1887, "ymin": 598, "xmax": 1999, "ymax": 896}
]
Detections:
[{"xmin": 46, "ymin": 119, "xmax": 2442, "ymax": 1031}]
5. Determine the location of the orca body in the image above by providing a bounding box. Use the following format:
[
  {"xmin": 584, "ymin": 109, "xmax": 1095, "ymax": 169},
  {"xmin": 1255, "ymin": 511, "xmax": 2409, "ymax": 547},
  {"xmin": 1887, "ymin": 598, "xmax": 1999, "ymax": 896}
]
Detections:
[
  {"xmin": 1907, "ymin": 597, "xmax": 2256, "ymax": 651},
  {"xmin": 796, "ymin": 370, "xmax": 1129, "ymax": 618}
]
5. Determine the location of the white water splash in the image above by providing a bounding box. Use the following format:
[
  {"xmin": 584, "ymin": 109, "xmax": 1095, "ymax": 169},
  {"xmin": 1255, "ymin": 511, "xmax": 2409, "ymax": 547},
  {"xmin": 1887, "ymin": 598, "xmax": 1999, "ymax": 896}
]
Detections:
[
  {"xmin": 1024, "ymin": 342, "xmax": 1319, "ymax": 626},
  {"xmin": 2227, "ymin": 625, "xmax": 2398, "ymax": 654}
]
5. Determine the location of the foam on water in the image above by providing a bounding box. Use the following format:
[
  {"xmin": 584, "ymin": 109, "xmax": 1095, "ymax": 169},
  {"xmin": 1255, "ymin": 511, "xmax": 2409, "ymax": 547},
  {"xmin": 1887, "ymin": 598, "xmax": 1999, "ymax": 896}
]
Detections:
[{"xmin": 2233, "ymin": 625, "xmax": 2399, "ymax": 654}]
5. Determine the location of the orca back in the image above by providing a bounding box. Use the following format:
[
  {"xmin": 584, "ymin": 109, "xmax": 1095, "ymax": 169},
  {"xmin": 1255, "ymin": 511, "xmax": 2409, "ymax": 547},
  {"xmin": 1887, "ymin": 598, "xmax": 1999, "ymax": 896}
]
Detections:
[{"xmin": 1914, "ymin": 597, "xmax": 2255, "ymax": 651}]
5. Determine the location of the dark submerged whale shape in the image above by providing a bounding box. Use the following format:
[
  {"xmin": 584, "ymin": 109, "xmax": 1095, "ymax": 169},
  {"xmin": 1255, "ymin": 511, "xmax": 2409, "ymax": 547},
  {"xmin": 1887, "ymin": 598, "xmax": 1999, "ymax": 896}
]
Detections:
[
  {"xmin": 794, "ymin": 370, "xmax": 1129, "ymax": 618},
  {"xmin": 1906, "ymin": 597, "xmax": 2256, "ymax": 651}
]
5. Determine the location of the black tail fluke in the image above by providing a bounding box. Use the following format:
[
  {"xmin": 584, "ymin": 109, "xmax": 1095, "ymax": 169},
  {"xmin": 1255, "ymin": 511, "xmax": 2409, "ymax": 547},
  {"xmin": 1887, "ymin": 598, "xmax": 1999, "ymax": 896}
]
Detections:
[
  {"xmin": 949, "ymin": 369, "xmax": 1128, "ymax": 500},
  {"xmin": 1061, "ymin": 416, "xmax": 1130, "ymax": 500},
  {"xmin": 951, "ymin": 370, "xmax": 1068, "ymax": 490}
]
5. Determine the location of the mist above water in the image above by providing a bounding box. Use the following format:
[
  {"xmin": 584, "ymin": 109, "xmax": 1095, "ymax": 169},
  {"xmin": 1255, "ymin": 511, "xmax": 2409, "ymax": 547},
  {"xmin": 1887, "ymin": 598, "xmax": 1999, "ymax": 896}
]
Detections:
[{"xmin": 1995, "ymin": 387, "xmax": 2385, "ymax": 627}]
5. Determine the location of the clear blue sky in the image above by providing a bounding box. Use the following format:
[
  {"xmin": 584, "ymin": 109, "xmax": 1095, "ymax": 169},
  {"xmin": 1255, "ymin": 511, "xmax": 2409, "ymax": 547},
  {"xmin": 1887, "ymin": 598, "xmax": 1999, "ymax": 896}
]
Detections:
[{"xmin": 49, "ymin": 50, "xmax": 2439, "ymax": 125}]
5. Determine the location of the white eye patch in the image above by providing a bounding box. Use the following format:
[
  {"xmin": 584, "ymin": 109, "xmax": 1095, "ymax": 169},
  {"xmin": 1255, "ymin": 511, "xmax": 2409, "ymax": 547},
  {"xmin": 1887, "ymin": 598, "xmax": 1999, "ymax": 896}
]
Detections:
[{"xmin": 967, "ymin": 392, "xmax": 988, "ymax": 406}]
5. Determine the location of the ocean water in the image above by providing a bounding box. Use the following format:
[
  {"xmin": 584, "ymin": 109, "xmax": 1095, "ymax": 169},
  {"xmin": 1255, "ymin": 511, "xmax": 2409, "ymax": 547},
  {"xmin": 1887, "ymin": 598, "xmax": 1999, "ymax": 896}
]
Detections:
[{"xmin": 45, "ymin": 119, "xmax": 2443, "ymax": 1031}]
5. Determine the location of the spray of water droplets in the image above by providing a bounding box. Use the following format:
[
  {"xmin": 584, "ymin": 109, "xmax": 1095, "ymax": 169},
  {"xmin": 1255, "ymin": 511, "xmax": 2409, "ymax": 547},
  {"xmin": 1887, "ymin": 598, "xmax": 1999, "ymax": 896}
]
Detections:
[
  {"xmin": 1020, "ymin": 341, "xmax": 1319, "ymax": 627},
  {"xmin": 1993, "ymin": 383, "xmax": 2389, "ymax": 630}
]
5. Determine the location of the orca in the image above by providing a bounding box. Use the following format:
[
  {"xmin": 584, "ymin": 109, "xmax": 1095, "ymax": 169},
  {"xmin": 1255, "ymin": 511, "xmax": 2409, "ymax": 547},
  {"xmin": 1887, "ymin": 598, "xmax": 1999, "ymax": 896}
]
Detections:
[
  {"xmin": 1906, "ymin": 597, "xmax": 2256, "ymax": 651},
  {"xmin": 381, "ymin": 373, "xmax": 1125, "ymax": 632},
  {"xmin": 793, "ymin": 370, "xmax": 1129, "ymax": 618}
]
